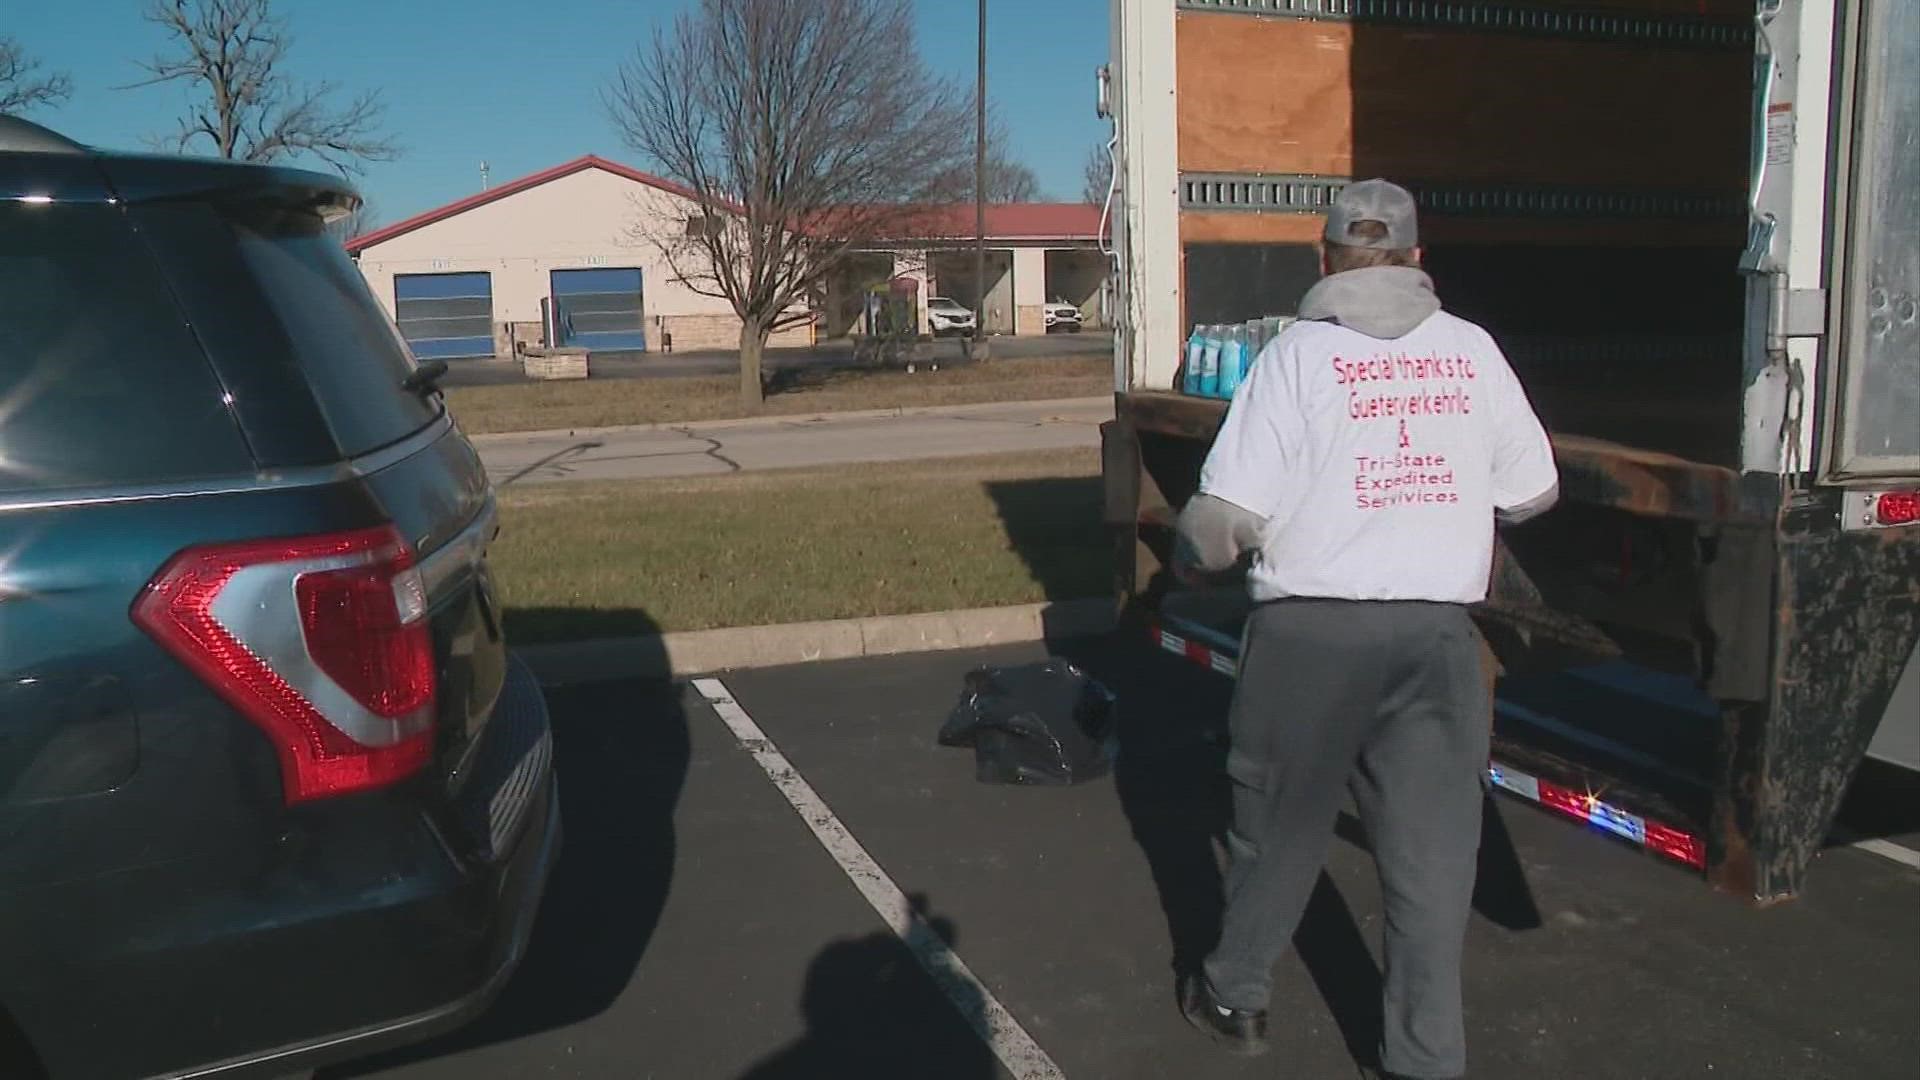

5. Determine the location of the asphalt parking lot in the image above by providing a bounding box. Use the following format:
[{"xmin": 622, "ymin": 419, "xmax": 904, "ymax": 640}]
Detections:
[{"xmin": 325, "ymin": 634, "xmax": 1920, "ymax": 1080}]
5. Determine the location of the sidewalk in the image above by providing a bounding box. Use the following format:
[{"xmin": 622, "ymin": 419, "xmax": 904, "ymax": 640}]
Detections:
[
  {"xmin": 440, "ymin": 332, "xmax": 1114, "ymax": 387},
  {"xmin": 477, "ymin": 396, "xmax": 1112, "ymax": 486}
]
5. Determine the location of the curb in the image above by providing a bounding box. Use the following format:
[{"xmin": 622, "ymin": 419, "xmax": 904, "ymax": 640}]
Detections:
[
  {"xmin": 517, "ymin": 597, "xmax": 1118, "ymax": 686},
  {"xmin": 466, "ymin": 395, "xmax": 1113, "ymax": 445}
]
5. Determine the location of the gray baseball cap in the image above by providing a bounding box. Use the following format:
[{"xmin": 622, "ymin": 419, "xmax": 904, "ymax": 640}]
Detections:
[{"xmin": 1325, "ymin": 178, "xmax": 1419, "ymax": 250}]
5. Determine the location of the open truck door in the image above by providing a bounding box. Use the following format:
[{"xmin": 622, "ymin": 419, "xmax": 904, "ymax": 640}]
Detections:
[
  {"xmin": 1102, "ymin": 0, "xmax": 1919, "ymax": 904},
  {"xmin": 1705, "ymin": 0, "xmax": 1920, "ymax": 899}
]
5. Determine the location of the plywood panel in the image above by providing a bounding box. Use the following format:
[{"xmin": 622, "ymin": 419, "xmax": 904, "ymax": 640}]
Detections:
[
  {"xmin": 1175, "ymin": 13, "xmax": 1750, "ymax": 191},
  {"xmin": 1178, "ymin": 18, "xmax": 1355, "ymax": 177},
  {"xmin": 1180, "ymin": 212, "xmax": 1326, "ymax": 244}
]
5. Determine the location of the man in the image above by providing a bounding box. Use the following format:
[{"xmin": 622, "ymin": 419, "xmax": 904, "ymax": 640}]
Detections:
[{"xmin": 1174, "ymin": 179, "xmax": 1558, "ymax": 1080}]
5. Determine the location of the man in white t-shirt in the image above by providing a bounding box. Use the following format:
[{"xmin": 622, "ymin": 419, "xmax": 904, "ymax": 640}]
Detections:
[{"xmin": 1174, "ymin": 180, "xmax": 1558, "ymax": 1080}]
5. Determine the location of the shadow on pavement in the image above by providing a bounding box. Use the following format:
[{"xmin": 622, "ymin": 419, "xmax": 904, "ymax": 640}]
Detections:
[
  {"xmin": 1831, "ymin": 755, "xmax": 1920, "ymax": 846},
  {"xmin": 738, "ymin": 902, "xmax": 996, "ymax": 1080},
  {"xmin": 327, "ymin": 623, "xmax": 689, "ymax": 1075},
  {"xmin": 1050, "ymin": 629, "xmax": 1546, "ymax": 1066},
  {"xmin": 1049, "ymin": 633, "xmax": 1389, "ymax": 1057},
  {"xmin": 982, "ymin": 477, "xmax": 1111, "ymax": 602},
  {"xmin": 503, "ymin": 605, "xmax": 677, "ymax": 646}
]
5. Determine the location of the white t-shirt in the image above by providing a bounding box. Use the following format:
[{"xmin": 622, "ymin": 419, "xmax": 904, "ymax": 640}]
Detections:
[{"xmin": 1199, "ymin": 311, "xmax": 1556, "ymax": 604}]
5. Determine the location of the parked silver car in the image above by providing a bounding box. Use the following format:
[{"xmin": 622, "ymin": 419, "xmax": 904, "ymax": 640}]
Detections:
[
  {"xmin": 1044, "ymin": 299, "xmax": 1084, "ymax": 332},
  {"xmin": 927, "ymin": 296, "xmax": 977, "ymax": 337}
]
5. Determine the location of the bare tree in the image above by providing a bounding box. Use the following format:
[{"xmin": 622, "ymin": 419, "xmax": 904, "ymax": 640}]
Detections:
[
  {"xmin": 0, "ymin": 36, "xmax": 73, "ymax": 115},
  {"xmin": 933, "ymin": 118, "xmax": 1040, "ymax": 203},
  {"xmin": 938, "ymin": 152, "xmax": 1039, "ymax": 203},
  {"xmin": 1081, "ymin": 142, "xmax": 1114, "ymax": 207},
  {"xmin": 128, "ymin": 0, "xmax": 398, "ymax": 175},
  {"xmin": 985, "ymin": 157, "xmax": 1040, "ymax": 203},
  {"xmin": 608, "ymin": 0, "xmax": 971, "ymax": 407}
]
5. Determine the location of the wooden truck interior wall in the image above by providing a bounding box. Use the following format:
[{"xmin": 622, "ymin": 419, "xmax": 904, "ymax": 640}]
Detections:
[{"xmin": 1174, "ymin": 4, "xmax": 1754, "ymax": 468}]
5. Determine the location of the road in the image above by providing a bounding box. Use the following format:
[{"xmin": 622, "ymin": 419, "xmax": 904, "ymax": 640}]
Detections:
[
  {"xmin": 323, "ymin": 634, "xmax": 1920, "ymax": 1079},
  {"xmin": 475, "ymin": 397, "xmax": 1113, "ymax": 486},
  {"xmin": 441, "ymin": 332, "xmax": 1114, "ymax": 388}
]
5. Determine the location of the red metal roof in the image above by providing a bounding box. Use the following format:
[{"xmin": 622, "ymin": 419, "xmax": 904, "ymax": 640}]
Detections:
[
  {"xmin": 884, "ymin": 202, "xmax": 1105, "ymax": 240},
  {"xmin": 345, "ymin": 156, "xmax": 714, "ymax": 253},
  {"xmin": 347, "ymin": 156, "xmax": 1105, "ymax": 253}
]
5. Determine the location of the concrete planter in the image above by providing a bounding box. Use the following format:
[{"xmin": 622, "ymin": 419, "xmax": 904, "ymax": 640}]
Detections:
[{"xmin": 522, "ymin": 347, "xmax": 591, "ymax": 380}]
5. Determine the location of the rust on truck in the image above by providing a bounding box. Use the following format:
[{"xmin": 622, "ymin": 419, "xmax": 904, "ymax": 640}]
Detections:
[
  {"xmin": 1711, "ymin": 496, "xmax": 1920, "ymax": 901},
  {"xmin": 1551, "ymin": 436, "xmax": 1772, "ymax": 526},
  {"xmin": 1118, "ymin": 393, "xmax": 1768, "ymax": 526}
]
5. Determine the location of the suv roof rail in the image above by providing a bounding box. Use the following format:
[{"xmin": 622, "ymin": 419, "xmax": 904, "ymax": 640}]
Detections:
[{"xmin": 0, "ymin": 115, "xmax": 86, "ymax": 154}]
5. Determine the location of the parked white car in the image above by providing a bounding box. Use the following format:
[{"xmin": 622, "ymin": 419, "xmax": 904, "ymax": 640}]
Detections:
[
  {"xmin": 927, "ymin": 296, "xmax": 977, "ymax": 337},
  {"xmin": 1044, "ymin": 300, "xmax": 1083, "ymax": 332}
]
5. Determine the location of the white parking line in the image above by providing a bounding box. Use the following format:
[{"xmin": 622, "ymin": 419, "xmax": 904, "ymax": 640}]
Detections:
[
  {"xmin": 1848, "ymin": 837, "xmax": 1920, "ymax": 872},
  {"xmin": 692, "ymin": 678, "xmax": 1067, "ymax": 1080}
]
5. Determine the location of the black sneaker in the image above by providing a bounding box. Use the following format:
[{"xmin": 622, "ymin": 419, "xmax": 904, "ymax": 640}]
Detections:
[{"xmin": 1179, "ymin": 974, "xmax": 1269, "ymax": 1057}]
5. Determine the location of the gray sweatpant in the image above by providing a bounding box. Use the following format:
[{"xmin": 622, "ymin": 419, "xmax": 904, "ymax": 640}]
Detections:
[{"xmin": 1202, "ymin": 599, "xmax": 1489, "ymax": 1080}]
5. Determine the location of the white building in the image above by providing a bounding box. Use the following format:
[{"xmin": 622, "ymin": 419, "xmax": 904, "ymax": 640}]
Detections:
[{"xmin": 349, "ymin": 156, "xmax": 1107, "ymax": 360}]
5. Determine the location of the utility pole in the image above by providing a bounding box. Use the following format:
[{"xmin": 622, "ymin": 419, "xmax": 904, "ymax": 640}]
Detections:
[{"xmin": 971, "ymin": 0, "xmax": 989, "ymax": 361}]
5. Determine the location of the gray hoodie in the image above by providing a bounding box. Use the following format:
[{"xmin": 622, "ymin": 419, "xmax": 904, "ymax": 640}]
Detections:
[
  {"xmin": 1175, "ymin": 266, "xmax": 1448, "ymax": 576},
  {"xmin": 1296, "ymin": 265, "xmax": 1441, "ymax": 340}
]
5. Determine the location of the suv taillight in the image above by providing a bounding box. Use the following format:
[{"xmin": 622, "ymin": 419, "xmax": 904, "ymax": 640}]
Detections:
[{"xmin": 134, "ymin": 525, "xmax": 437, "ymax": 804}]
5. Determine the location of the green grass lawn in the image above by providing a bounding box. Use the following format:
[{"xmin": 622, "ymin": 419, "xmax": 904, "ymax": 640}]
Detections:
[
  {"xmin": 490, "ymin": 448, "xmax": 1110, "ymax": 644},
  {"xmin": 446, "ymin": 356, "xmax": 1110, "ymax": 435}
]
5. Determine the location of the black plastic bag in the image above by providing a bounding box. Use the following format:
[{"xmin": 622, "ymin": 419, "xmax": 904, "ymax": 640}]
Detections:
[{"xmin": 939, "ymin": 661, "xmax": 1117, "ymax": 785}]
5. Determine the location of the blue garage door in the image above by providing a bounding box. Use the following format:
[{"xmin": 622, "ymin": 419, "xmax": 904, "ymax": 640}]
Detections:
[
  {"xmin": 394, "ymin": 272, "xmax": 494, "ymax": 359},
  {"xmin": 551, "ymin": 267, "xmax": 646, "ymax": 351}
]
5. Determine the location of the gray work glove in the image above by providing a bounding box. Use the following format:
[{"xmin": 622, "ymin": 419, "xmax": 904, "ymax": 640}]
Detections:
[{"xmin": 1173, "ymin": 493, "xmax": 1268, "ymax": 580}]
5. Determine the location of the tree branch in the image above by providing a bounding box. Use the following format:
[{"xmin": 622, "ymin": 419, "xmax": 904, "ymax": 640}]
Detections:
[
  {"xmin": 123, "ymin": 0, "xmax": 399, "ymax": 175},
  {"xmin": 0, "ymin": 37, "xmax": 74, "ymax": 115}
]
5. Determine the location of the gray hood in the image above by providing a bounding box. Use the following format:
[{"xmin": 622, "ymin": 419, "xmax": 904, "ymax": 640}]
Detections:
[{"xmin": 1296, "ymin": 265, "xmax": 1441, "ymax": 340}]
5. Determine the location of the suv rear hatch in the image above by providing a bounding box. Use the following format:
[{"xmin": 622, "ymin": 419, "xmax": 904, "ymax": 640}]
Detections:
[
  {"xmin": 2, "ymin": 135, "xmax": 552, "ymax": 1079},
  {"xmin": 115, "ymin": 163, "xmax": 523, "ymax": 832}
]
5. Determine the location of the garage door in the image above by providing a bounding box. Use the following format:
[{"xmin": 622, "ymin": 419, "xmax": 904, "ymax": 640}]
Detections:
[
  {"xmin": 394, "ymin": 272, "xmax": 494, "ymax": 359},
  {"xmin": 551, "ymin": 267, "xmax": 646, "ymax": 351}
]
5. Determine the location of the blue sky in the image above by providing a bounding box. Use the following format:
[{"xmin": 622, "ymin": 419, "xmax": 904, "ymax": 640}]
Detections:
[{"xmin": 7, "ymin": 0, "xmax": 1111, "ymax": 224}]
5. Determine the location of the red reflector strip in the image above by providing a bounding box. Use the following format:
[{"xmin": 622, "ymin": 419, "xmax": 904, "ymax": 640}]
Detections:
[
  {"xmin": 1645, "ymin": 822, "xmax": 1708, "ymax": 869},
  {"xmin": 1875, "ymin": 491, "xmax": 1920, "ymax": 526},
  {"xmin": 1537, "ymin": 779, "xmax": 1589, "ymax": 820},
  {"xmin": 1147, "ymin": 620, "xmax": 1708, "ymax": 872},
  {"xmin": 1503, "ymin": 769, "xmax": 1703, "ymax": 870}
]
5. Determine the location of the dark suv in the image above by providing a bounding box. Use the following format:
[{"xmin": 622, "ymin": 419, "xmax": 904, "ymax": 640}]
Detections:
[{"xmin": 0, "ymin": 118, "xmax": 558, "ymax": 1078}]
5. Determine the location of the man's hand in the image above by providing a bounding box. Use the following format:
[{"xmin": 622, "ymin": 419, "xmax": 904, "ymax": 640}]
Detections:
[{"xmin": 1174, "ymin": 494, "xmax": 1269, "ymax": 581}]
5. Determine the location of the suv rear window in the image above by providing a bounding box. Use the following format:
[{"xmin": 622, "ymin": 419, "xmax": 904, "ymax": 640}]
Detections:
[
  {"xmin": 226, "ymin": 206, "xmax": 441, "ymax": 457},
  {"xmin": 0, "ymin": 202, "xmax": 251, "ymax": 495}
]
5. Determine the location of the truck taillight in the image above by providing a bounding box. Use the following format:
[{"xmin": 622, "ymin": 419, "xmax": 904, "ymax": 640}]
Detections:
[
  {"xmin": 134, "ymin": 526, "xmax": 437, "ymax": 804},
  {"xmin": 1875, "ymin": 491, "xmax": 1920, "ymax": 527}
]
